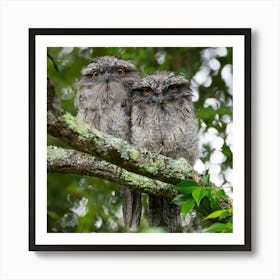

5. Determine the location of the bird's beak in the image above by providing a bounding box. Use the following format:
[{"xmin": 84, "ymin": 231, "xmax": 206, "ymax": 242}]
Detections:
[
  {"xmin": 158, "ymin": 96, "xmax": 164, "ymax": 104},
  {"xmin": 102, "ymin": 72, "xmax": 112, "ymax": 83}
]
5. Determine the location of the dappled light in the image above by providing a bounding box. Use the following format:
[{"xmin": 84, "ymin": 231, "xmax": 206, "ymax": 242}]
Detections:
[{"xmin": 47, "ymin": 46, "xmax": 233, "ymax": 233}]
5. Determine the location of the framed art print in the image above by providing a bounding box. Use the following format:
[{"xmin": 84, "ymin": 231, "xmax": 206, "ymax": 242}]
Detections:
[{"xmin": 29, "ymin": 28, "xmax": 251, "ymax": 251}]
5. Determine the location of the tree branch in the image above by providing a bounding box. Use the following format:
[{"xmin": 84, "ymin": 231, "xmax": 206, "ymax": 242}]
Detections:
[
  {"xmin": 47, "ymin": 146, "xmax": 177, "ymax": 199},
  {"xmin": 47, "ymin": 79, "xmax": 194, "ymax": 185},
  {"xmin": 46, "ymin": 79, "xmax": 232, "ymax": 223}
]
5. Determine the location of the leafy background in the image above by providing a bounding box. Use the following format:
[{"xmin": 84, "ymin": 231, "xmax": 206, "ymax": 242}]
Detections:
[{"xmin": 47, "ymin": 47, "xmax": 233, "ymax": 233}]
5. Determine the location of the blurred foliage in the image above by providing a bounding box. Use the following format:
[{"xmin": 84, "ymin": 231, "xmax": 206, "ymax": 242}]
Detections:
[{"xmin": 47, "ymin": 47, "xmax": 233, "ymax": 233}]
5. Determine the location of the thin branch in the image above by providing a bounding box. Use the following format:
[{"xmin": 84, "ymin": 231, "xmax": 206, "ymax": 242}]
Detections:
[
  {"xmin": 47, "ymin": 146, "xmax": 177, "ymax": 199},
  {"xmin": 47, "ymin": 53, "xmax": 59, "ymax": 72},
  {"xmin": 47, "ymin": 79, "xmax": 194, "ymax": 185}
]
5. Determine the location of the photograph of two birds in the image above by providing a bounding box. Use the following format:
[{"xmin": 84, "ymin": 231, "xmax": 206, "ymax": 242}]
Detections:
[{"xmin": 47, "ymin": 47, "xmax": 233, "ymax": 234}]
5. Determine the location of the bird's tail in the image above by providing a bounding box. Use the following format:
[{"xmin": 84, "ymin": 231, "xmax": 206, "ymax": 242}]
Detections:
[
  {"xmin": 121, "ymin": 188, "xmax": 142, "ymax": 229},
  {"xmin": 148, "ymin": 196, "xmax": 181, "ymax": 232}
]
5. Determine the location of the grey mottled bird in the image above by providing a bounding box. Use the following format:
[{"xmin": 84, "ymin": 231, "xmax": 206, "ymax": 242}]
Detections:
[
  {"xmin": 131, "ymin": 71, "xmax": 198, "ymax": 232},
  {"xmin": 75, "ymin": 56, "xmax": 142, "ymax": 229}
]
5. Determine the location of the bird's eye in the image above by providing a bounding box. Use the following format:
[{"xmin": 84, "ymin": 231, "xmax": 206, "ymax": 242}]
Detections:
[
  {"xmin": 168, "ymin": 85, "xmax": 177, "ymax": 93},
  {"xmin": 143, "ymin": 88, "xmax": 153, "ymax": 95},
  {"xmin": 116, "ymin": 67, "xmax": 126, "ymax": 77},
  {"xmin": 92, "ymin": 70, "xmax": 99, "ymax": 79}
]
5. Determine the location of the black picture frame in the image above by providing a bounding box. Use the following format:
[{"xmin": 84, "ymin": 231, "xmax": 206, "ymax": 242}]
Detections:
[{"xmin": 29, "ymin": 28, "xmax": 251, "ymax": 251}]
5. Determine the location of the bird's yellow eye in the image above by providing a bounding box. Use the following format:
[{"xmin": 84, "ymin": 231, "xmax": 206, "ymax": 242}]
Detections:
[
  {"xmin": 168, "ymin": 85, "xmax": 177, "ymax": 93},
  {"xmin": 116, "ymin": 67, "xmax": 126, "ymax": 77},
  {"xmin": 92, "ymin": 70, "xmax": 99, "ymax": 79},
  {"xmin": 143, "ymin": 88, "xmax": 153, "ymax": 95}
]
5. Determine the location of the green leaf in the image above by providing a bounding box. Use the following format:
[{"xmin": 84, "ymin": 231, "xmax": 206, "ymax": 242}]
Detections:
[
  {"xmin": 176, "ymin": 187, "xmax": 198, "ymax": 195},
  {"xmin": 192, "ymin": 188, "xmax": 207, "ymax": 207},
  {"xmin": 221, "ymin": 145, "xmax": 233, "ymax": 165},
  {"xmin": 175, "ymin": 180, "xmax": 200, "ymax": 195},
  {"xmin": 216, "ymin": 189, "xmax": 227, "ymax": 200},
  {"xmin": 206, "ymin": 189, "xmax": 220, "ymax": 211},
  {"xmin": 203, "ymin": 210, "xmax": 225, "ymax": 220},
  {"xmin": 172, "ymin": 194, "xmax": 185, "ymax": 206},
  {"xmin": 225, "ymin": 221, "xmax": 233, "ymax": 233},
  {"xmin": 205, "ymin": 222, "xmax": 230, "ymax": 233},
  {"xmin": 203, "ymin": 174, "xmax": 210, "ymax": 186},
  {"xmin": 181, "ymin": 198, "xmax": 195, "ymax": 219},
  {"xmin": 219, "ymin": 208, "xmax": 233, "ymax": 220},
  {"xmin": 175, "ymin": 180, "xmax": 200, "ymax": 188},
  {"xmin": 197, "ymin": 107, "xmax": 232, "ymax": 123}
]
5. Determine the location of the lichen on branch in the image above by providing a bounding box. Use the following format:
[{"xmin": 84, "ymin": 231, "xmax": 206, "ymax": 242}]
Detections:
[
  {"xmin": 47, "ymin": 146, "xmax": 177, "ymax": 199},
  {"xmin": 46, "ymin": 78, "xmax": 232, "ymax": 213},
  {"xmin": 47, "ymin": 79, "xmax": 194, "ymax": 185}
]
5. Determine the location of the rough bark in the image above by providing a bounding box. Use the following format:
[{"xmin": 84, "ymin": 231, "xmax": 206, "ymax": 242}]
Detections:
[
  {"xmin": 47, "ymin": 146, "xmax": 177, "ymax": 199},
  {"xmin": 47, "ymin": 79, "xmax": 194, "ymax": 185},
  {"xmin": 46, "ymin": 79, "xmax": 232, "ymax": 213}
]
